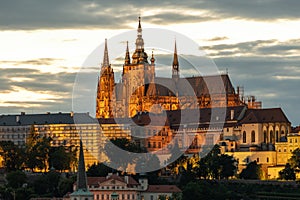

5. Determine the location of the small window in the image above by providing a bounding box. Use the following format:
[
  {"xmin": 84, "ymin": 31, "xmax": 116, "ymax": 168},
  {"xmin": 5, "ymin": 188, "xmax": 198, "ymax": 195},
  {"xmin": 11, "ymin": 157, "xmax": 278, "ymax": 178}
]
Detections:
[
  {"xmin": 290, "ymin": 139, "xmax": 293, "ymax": 143},
  {"xmin": 256, "ymin": 158, "xmax": 259, "ymax": 163},
  {"xmin": 243, "ymin": 131, "xmax": 246, "ymax": 143},
  {"xmin": 251, "ymin": 131, "xmax": 255, "ymax": 143},
  {"xmin": 267, "ymin": 157, "xmax": 269, "ymax": 163}
]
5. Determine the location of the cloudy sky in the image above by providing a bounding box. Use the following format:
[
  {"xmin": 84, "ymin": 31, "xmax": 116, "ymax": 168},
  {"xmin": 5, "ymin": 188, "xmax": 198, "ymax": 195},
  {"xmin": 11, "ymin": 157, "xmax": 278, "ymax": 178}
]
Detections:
[{"xmin": 0, "ymin": 0, "xmax": 299, "ymax": 125}]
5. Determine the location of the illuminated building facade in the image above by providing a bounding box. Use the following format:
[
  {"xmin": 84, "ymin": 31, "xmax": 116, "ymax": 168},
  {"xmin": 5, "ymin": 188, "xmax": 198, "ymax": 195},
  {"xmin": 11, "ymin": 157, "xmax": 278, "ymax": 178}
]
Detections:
[{"xmin": 96, "ymin": 17, "xmax": 246, "ymax": 119}]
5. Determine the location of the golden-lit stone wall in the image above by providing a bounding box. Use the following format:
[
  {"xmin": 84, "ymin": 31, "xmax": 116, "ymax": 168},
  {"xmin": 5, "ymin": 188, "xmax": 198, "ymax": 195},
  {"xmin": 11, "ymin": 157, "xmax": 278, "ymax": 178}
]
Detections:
[
  {"xmin": 32, "ymin": 123, "xmax": 101, "ymax": 169},
  {"xmin": 275, "ymin": 133, "xmax": 300, "ymax": 166}
]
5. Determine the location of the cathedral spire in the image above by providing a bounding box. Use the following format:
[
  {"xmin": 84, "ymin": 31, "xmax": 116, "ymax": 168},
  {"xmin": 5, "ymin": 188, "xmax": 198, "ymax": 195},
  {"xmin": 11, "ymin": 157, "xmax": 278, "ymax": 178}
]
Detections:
[
  {"xmin": 125, "ymin": 41, "xmax": 131, "ymax": 65},
  {"xmin": 77, "ymin": 140, "xmax": 88, "ymax": 191},
  {"xmin": 69, "ymin": 140, "xmax": 93, "ymax": 200},
  {"xmin": 151, "ymin": 50, "xmax": 155, "ymax": 64},
  {"xmin": 103, "ymin": 38, "xmax": 110, "ymax": 67},
  {"xmin": 135, "ymin": 16, "xmax": 144, "ymax": 50},
  {"xmin": 172, "ymin": 40, "xmax": 179, "ymax": 79}
]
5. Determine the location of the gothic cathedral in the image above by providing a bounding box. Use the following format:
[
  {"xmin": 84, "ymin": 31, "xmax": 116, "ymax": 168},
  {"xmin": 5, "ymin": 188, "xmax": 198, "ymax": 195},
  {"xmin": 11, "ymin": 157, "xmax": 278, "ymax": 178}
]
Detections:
[{"xmin": 96, "ymin": 17, "xmax": 244, "ymax": 119}]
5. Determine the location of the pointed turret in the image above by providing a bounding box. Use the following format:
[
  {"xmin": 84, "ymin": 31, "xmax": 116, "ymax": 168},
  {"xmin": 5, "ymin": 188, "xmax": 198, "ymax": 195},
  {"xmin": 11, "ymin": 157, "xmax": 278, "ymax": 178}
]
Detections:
[
  {"xmin": 132, "ymin": 16, "xmax": 148, "ymax": 64},
  {"xmin": 172, "ymin": 40, "xmax": 179, "ymax": 80},
  {"xmin": 69, "ymin": 140, "xmax": 93, "ymax": 200},
  {"xmin": 135, "ymin": 16, "xmax": 144, "ymax": 50},
  {"xmin": 151, "ymin": 50, "xmax": 155, "ymax": 64},
  {"xmin": 77, "ymin": 140, "xmax": 88, "ymax": 191},
  {"xmin": 125, "ymin": 41, "xmax": 131, "ymax": 65},
  {"xmin": 103, "ymin": 38, "xmax": 110, "ymax": 67},
  {"xmin": 96, "ymin": 39, "xmax": 115, "ymax": 119}
]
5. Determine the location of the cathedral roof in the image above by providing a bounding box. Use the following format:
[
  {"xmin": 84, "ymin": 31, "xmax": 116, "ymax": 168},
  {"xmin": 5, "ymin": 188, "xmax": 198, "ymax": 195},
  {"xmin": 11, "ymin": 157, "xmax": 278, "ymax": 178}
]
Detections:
[
  {"xmin": 152, "ymin": 74, "xmax": 236, "ymax": 97},
  {"xmin": 166, "ymin": 106, "xmax": 246, "ymax": 129}
]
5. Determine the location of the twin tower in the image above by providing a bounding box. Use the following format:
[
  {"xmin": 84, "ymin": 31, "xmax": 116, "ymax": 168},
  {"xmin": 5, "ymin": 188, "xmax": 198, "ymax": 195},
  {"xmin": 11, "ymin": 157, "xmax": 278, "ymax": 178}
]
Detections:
[{"xmin": 96, "ymin": 17, "xmax": 242, "ymax": 119}]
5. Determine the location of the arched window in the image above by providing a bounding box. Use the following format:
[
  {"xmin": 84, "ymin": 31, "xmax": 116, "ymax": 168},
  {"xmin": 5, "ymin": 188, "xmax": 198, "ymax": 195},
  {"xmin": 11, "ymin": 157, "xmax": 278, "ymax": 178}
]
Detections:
[
  {"xmin": 276, "ymin": 131, "xmax": 279, "ymax": 142},
  {"xmin": 242, "ymin": 131, "xmax": 246, "ymax": 143},
  {"xmin": 251, "ymin": 131, "xmax": 255, "ymax": 143},
  {"xmin": 270, "ymin": 131, "xmax": 274, "ymax": 143},
  {"xmin": 263, "ymin": 131, "xmax": 267, "ymax": 143}
]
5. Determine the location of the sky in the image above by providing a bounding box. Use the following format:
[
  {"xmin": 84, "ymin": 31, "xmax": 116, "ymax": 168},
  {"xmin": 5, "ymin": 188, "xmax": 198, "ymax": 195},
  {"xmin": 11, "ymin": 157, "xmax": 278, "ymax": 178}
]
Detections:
[{"xmin": 0, "ymin": 0, "xmax": 299, "ymax": 125}]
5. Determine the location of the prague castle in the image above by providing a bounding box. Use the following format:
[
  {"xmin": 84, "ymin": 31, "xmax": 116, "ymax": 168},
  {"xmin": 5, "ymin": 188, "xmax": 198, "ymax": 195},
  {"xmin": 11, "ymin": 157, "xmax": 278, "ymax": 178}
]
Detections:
[
  {"xmin": 0, "ymin": 17, "xmax": 295, "ymax": 179},
  {"xmin": 96, "ymin": 17, "xmax": 249, "ymax": 119}
]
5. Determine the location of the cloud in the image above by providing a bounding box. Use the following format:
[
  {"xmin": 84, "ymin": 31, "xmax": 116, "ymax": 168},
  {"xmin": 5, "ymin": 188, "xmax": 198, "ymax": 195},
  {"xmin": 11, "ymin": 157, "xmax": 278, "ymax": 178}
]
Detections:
[
  {"xmin": 0, "ymin": 67, "xmax": 76, "ymax": 114},
  {"xmin": 0, "ymin": 0, "xmax": 299, "ymax": 30},
  {"xmin": 206, "ymin": 36, "xmax": 229, "ymax": 42},
  {"xmin": 0, "ymin": 58, "xmax": 62, "ymax": 66},
  {"xmin": 203, "ymin": 39, "xmax": 300, "ymax": 58},
  {"xmin": 205, "ymin": 39, "xmax": 300, "ymax": 125}
]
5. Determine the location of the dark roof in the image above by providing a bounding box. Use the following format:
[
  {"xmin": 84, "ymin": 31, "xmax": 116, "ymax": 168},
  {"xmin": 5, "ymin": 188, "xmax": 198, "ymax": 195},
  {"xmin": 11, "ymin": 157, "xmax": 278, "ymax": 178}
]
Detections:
[
  {"xmin": 166, "ymin": 106, "xmax": 246, "ymax": 129},
  {"xmin": 141, "ymin": 74, "xmax": 236, "ymax": 97},
  {"xmin": 98, "ymin": 106, "xmax": 247, "ymax": 129},
  {"xmin": 239, "ymin": 108, "xmax": 290, "ymax": 124},
  {"xmin": 0, "ymin": 112, "xmax": 96, "ymax": 126},
  {"xmin": 291, "ymin": 126, "xmax": 300, "ymax": 133},
  {"xmin": 146, "ymin": 185, "xmax": 181, "ymax": 193}
]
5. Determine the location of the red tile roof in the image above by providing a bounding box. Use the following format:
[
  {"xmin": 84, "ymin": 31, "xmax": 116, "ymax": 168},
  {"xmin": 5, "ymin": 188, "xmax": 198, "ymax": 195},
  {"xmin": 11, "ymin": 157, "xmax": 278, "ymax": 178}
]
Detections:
[
  {"xmin": 76, "ymin": 175, "xmax": 139, "ymax": 187},
  {"xmin": 146, "ymin": 185, "xmax": 181, "ymax": 193}
]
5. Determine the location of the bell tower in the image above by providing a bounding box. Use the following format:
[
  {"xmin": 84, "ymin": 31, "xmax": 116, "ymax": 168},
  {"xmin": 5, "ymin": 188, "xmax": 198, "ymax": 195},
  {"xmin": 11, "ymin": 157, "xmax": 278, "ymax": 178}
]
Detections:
[
  {"xmin": 96, "ymin": 39, "xmax": 115, "ymax": 118},
  {"xmin": 121, "ymin": 16, "xmax": 155, "ymax": 117}
]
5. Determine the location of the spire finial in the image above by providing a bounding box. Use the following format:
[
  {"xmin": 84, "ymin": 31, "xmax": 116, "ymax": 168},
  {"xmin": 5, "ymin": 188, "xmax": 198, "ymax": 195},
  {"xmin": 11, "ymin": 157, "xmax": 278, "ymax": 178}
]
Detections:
[
  {"xmin": 173, "ymin": 39, "xmax": 179, "ymax": 66},
  {"xmin": 138, "ymin": 16, "xmax": 141, "ymax": 29},
  {"xmin": 172, "ymin": 39, "xmax": 179, "ymax": 79},
  {"xmin": 77, "ymin": 140, "xmax": 88, "ymax": 191},
  {"xmin": 103, "ymin": 38, "xmax": 110, "ymax": 67},
  {"xmin": 151, "ymin": 49, "xmax": 155, "ymax": 64},
  {"xmin": 135, "ymin": 16, "xmax": 144, "ymax": 50},
  {"xmin": 125, "ymin": 41, "xmax": 131, "ymax": 64}
]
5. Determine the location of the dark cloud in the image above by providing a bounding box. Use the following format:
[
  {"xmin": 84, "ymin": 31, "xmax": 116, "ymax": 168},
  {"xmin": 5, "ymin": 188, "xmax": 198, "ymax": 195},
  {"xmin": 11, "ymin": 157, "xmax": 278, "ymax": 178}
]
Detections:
[
  {"xmin": 0, "ymin": 67, "xmax": 76, "ymax": 114},
  {"xmin": 207, "ymin": 37, "xmax": 229, "ymax": 42},
  {"xmin": 0, "ymin": 0, "xmax": 299, "ymax": 30},
  {"xmin": 0, "ymin": 58, "xmax": 62, "ymax": 66},
  {"xmin": 143, "ymin": 13, "xmax": 216, "ymax": 25},
  {"xmin": 203, "ymin": 39, "xmax": 300, "ymax": 58},
  {"xmin": 206, "ymin": 39, "xmax": 300, "ymax": 125}
]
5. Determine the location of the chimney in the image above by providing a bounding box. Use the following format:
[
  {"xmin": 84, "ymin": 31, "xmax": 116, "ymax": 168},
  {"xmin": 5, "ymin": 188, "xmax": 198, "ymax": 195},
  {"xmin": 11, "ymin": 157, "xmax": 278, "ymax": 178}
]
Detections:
[
  {"xmin": 230, "ymin": 110, "xmax": 234, "ymax": 120},
  {"xmin": 16, "ymin": 116, "xmax": 20, "ymax": 123},
  {"xmin": 21, "ymin": 112, "xmax": 25, "ymax": 115},
  {"xmin": 70, "ymin": 111, "xmax": 74, "ymax": 117},
  {"xmin": 124, "ymin": 176, "xmax": 129, "ymax": 184}
]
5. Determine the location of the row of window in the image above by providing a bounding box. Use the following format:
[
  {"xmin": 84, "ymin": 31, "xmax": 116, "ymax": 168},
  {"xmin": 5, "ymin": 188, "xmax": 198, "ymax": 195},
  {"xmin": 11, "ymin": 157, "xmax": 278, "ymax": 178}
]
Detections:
[
  {"xmin": 0, "ymin": 134, "xmax": 25, "ymax": 139},
  {"xmin": 242, "ymin": 131, "xmax": 256, "ymax": 143},
  {"xmin": 148, "ymin": 141, "xmax": 162, "ymax": 149},
  {"xmin": 244, "ymin": 157, "xmax": 269, "ymax": 163},
  {"xmin": 95, "ymin": 193, "xmax": 135, "ymax": 200}
]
